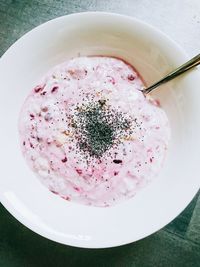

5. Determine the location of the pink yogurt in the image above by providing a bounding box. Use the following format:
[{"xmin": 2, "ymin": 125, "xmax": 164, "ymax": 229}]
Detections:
[{"xmin": 19, "ymin": 56, "xmax": 170, "ymax": 207}]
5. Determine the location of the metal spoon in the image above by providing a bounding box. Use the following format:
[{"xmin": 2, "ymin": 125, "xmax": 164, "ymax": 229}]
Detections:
[{"xmin": 142, "ymin": 53, "xmax": 200, "ymax": 94}]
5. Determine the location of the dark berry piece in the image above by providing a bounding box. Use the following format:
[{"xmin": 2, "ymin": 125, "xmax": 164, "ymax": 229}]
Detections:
[
  {"xmin": 51, "ymin": 86, "xmax": 59, "ymax": 93},
  {"xmin": 76, "ymin": 169, "xmax": 82, "ymax": 175},
  {"xmin": 34, "ymin": 85, "xmax": 43, "ymax": 93},
  {"xmin": 61, "ymin": 157, "xmax": 67, "ymax": 163},
  {"xmin": 127, "ymin": 74, "xmax": 135, "ymax": 81}
]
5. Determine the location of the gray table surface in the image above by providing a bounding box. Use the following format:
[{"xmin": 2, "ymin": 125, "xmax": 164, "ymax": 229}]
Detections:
[{"xmin": 0, "ymin": 0, "xmax": 200, "ymax": 266}]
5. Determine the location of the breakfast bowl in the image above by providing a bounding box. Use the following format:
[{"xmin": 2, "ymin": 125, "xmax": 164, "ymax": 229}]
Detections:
[{"xmin": 0, "ymin": 12, "xmax": 200, "ymax": 248}]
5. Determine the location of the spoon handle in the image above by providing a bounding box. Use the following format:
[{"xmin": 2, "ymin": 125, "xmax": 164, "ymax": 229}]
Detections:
[{"xmin": 143, "ymin": 53, "xmax": 200, "ymax": 94}]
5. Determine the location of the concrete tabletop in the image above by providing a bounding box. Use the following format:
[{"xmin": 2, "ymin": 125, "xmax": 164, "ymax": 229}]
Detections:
[{"xmin": 0, "ymin": 0, "xmax": 200, "ymax": 266}]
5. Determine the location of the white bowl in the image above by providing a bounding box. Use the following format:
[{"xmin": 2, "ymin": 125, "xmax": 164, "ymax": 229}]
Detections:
[{"xmin": 0, "ymin": 12, "xmax": 200, "ymax": 248}]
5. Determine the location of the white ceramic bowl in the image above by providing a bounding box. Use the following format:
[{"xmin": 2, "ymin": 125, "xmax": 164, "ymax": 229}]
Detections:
[{"xmin": 0, "ymin": 12, "xmax": 200, "ymax": 248}]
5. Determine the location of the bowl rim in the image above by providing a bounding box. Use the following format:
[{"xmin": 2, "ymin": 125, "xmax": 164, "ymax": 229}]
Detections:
[{"xmin": 0, "ymin": 11, "xmax": 199, "ymax": 249}]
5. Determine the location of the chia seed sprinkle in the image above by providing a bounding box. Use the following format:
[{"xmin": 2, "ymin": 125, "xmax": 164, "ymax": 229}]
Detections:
[{"xmin": 71, "ymin": 99, "xmax": 133, "ymax": 159}]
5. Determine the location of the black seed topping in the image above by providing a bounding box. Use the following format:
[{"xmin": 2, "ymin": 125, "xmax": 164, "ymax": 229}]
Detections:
[
  {"xmin": 71, "ymin": 99, "xmax": 132, "ymax": 159},
  {"xmin": 113, "ymin": 159, "xmax": 122, "ymax": 164}
]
